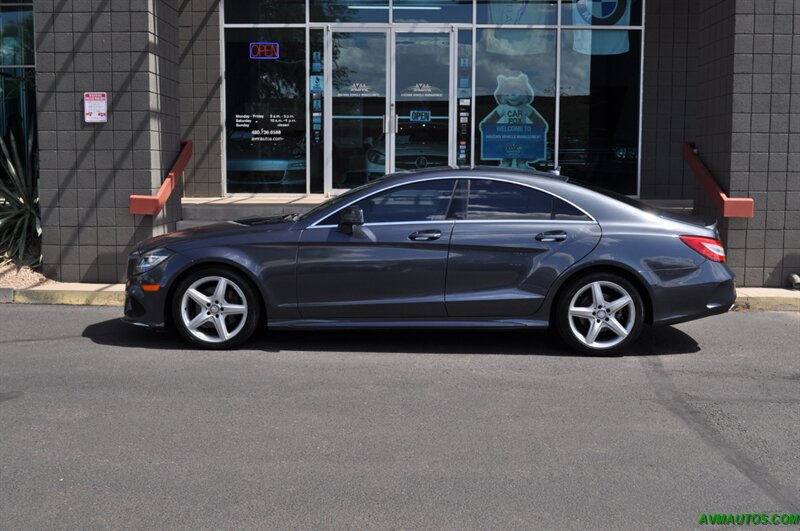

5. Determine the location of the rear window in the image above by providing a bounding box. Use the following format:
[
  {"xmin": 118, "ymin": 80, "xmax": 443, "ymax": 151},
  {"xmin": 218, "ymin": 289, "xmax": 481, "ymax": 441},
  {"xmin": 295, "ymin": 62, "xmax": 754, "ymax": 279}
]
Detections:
[{"xmin": 464, "ymin": 179, "xmax": 591, "ymax": 221}]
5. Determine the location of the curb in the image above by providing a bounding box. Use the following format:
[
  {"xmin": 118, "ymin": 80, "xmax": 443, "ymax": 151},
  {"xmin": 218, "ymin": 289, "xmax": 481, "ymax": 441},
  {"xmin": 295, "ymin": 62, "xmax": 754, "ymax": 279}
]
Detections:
[
  {"xmin": 734, "ymin": 297, "xmax": 800, "ymax": 312},
  {"xmin": 1, "ymin": 286, "xmax": 125, "ymax": 307},
  {"xmin": 733, "ymin": 288, "xmax": 800, "ymax": 312},
  {"xmin": 1, "ymin": 286, "xmax": 798, "ymax": 312}
]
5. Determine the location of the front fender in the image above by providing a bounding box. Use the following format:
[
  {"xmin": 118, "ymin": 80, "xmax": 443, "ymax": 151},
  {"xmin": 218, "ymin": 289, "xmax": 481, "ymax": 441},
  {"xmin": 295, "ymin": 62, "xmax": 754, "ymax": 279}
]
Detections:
[{"xmin": 175, "ymin": 244, "xmax": 299, "ymax": 319}]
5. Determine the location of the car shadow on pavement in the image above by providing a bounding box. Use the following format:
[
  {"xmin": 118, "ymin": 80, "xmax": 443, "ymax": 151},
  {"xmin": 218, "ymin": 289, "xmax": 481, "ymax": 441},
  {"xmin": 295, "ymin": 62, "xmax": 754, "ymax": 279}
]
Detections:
[{"xmin": 82, "ymin": 319, "xmax": 700, "ymax": 357}]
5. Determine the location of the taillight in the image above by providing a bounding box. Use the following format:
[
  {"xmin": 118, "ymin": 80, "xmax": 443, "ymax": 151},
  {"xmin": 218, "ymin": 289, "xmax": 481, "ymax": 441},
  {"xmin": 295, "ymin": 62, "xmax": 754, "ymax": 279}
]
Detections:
[{"xmin": 680, "ymin": 235, "xmax": 726, "ymax": 263}]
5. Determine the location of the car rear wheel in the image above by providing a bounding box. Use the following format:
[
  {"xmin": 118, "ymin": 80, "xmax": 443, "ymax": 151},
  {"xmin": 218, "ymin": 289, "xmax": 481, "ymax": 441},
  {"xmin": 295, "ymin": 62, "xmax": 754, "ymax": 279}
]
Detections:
[
  {"xmin": 555, "ymin": 273, "xmax": 644, "ymax": 355},
  {"xmin": 172, "ymin": 267, "xmax": 261, "ymax": 349}
]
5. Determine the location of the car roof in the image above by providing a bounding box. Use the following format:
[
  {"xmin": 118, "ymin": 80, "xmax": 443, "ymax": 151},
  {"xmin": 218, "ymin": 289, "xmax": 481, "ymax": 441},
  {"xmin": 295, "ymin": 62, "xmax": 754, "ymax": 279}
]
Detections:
[{"xmin": 383, "ymin": 166, "xmax": 569, "ymax": 186}]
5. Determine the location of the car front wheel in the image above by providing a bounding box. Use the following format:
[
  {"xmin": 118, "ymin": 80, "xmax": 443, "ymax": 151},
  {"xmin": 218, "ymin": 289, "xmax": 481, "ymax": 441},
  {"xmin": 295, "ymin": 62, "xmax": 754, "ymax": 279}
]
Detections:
[
  {"xmin": 555, "ymin": 273, "xmax": 644, "ymax": 355},
  {"xmin": 172, "ymin": 267, "xmax": 261, "ymax": 349}
]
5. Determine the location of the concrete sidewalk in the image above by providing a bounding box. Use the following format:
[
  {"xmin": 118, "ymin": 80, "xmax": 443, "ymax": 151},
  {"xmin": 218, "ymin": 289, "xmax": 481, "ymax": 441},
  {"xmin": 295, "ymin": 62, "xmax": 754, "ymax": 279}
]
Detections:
[{"xmin": 1, "ymin": 283, "xmax": 798, "ymax": 311}]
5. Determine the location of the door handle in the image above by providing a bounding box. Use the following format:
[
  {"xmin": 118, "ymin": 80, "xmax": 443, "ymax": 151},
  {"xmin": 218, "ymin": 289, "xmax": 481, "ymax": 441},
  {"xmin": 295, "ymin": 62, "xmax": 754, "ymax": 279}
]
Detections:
[
  {"xmin": 535, "ymin": 231, "xmax": 567, "ymax": 242},
  {"xmin": 394, "ymin": 114, "xmax": 399, "ymax": 134},
  {"xmin": 408, "ymin": 229, "xmax": 442, "ymax": 241}
]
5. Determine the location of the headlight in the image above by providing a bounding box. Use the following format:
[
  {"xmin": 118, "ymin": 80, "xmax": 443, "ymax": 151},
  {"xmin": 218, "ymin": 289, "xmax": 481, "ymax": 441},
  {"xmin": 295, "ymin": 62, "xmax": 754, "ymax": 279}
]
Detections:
[{"xmin": 134, "ymin": 248, "xmax": 171, "ymax": 274}]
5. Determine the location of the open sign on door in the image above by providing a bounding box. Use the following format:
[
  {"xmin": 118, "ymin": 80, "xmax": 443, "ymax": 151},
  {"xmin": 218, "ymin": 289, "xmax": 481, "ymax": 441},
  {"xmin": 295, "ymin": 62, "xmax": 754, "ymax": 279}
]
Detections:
[
  {"xmin": 249, "ymin": 42, "xmax": 280, "ymax": 60},
  {"xmin": 409, "ymin": 110, "xmax": 431, "ymax": 123}
]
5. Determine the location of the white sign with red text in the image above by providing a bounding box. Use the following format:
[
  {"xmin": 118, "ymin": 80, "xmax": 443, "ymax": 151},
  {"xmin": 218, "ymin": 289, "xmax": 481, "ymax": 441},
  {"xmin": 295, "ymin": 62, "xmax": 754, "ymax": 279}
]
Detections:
[{"xmin": 83, "ymin": 92, "xmax": 107, "ymax": 123}]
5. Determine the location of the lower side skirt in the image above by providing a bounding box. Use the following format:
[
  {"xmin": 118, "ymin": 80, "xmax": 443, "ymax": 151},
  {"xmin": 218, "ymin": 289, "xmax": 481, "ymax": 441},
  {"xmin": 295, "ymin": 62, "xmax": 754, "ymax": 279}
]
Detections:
[{"xmin": 267, "ymin": 318, "xmax": 549, "ymax": 330}]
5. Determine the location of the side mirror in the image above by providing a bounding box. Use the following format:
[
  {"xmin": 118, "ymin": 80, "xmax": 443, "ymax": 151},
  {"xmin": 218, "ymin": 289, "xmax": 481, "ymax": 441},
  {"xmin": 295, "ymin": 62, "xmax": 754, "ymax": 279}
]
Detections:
[{"xmin": 337, "ymin": 205, "xmax": 365, "ymax": 235}]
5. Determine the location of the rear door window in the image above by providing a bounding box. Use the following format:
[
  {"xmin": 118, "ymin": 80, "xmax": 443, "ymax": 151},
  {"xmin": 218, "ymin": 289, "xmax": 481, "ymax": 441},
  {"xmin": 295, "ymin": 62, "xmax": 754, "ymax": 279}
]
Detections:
[
  {"xmin": 466, "ymin": 179, "xmax": 553, "ymax": 220},
  {"xmin": 464, "ymin": 179, "xmax": 591, "ymax": 221}
]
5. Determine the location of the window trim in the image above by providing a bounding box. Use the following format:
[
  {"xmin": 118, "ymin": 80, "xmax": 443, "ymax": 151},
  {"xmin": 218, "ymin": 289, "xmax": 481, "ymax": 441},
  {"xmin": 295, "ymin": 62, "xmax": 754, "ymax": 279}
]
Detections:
[{"xmin": 307, "ymin": 174, "xmax": 596, "ymax": 228}]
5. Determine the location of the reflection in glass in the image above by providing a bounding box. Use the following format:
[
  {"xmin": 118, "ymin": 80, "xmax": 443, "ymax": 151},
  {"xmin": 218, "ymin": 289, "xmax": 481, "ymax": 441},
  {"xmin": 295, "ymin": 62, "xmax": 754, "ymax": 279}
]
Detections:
[
  {"xmin": 0, "ymin": 6, "xmax": 33, "ymax": 66},
  {"xmin": 477, "ymin": 0, "xmax": 557, "ymax": 25},
  {"xmin": 467, "ymin": 180, "xmax": 553, "ymax": 220},
  {"xmin": 0, "ymin": 67, "xmax": 34, "ymax": 186},
  {"xmin": 309, "ymin": 30, "xmax": 324, "ymax": 194},
  {"xmin": 394, "ymin": 33, "xmax": 450, "ymax": 173},
  {"xmin": 456, "ymin": 30, "xmax": 473, "ymax": 167},
  {"xmin": 561, "ymin": 0, "xmax": 642, "ymax": 27},
  {"xmin": 393, "ymin": 0, "xmax": 472, "ymax": 23},
  {"xmin": 475, "ymin": 29, "xmax": 556, "ymax": 171},
  {"xmin": 224, "ymin": 1, "xmax": 304, "ymax": 24},
  {"xmin": 225, "ymin": 29, "xmax": 307, "ymax": 193},
  {"xmin": 559, "ymin": 30, "xmax": 641, "ymax": 195},
  {"xmin": 310, "ymin": 0, "xmax": 389, "ymax": 23},
  {"xmin": 355, "ymin": 179, "xmax": 457, "ymax": 223},
  {"xmin": 331, "ymin": 32, "xmax": 387, "ymax": 188}
]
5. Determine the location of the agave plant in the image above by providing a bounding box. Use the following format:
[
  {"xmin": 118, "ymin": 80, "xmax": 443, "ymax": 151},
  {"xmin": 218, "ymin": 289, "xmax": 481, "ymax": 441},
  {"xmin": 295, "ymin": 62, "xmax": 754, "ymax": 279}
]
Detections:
[{"xmin": 0, "ymin": 122, "xmax": 40, "ymax": 266}]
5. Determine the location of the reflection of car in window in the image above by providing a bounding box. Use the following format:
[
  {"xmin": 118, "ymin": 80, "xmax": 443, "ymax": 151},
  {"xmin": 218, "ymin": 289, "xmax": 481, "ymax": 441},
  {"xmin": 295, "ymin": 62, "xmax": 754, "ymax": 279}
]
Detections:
[
  {"xmin": 226, "ymin": 131, "xmax": 305, "ymax": 193},
  {"xmin": 365, "ymin": 122, "xmax": 449, "ymax": 179}
]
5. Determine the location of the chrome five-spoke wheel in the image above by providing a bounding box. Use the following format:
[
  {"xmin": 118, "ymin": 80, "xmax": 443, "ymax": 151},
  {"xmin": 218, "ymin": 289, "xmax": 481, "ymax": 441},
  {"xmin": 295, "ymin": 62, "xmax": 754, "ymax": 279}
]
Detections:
[
  {"xmin": 181, "ymin": 276, "xmax": 248, "ymax": 343},
  {"xmin": 172, "ymin": 267, "xmax": 260, "ymax": 349},
  {"xmin": 556, "ymin": 273, "xmax": 644, "ymax": 355}
]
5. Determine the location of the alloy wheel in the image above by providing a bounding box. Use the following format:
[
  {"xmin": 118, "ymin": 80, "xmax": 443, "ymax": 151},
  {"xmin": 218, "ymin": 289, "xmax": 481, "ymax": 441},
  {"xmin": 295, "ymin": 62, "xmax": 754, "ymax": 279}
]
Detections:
[
  {"xmin": 567, "ymin": 280, "xmax": 636, "ymax": 350},
  {"xmin": 180, "ymin": 276, "xmax": 249, "ymax": 344}
]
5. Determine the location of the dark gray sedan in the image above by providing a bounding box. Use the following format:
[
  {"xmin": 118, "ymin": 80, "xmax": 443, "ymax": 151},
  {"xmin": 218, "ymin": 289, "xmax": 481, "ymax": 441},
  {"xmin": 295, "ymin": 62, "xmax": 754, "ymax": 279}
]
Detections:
[{"xmin": 123, "ymin": 168, "xmax": 735, "ymax": 354}]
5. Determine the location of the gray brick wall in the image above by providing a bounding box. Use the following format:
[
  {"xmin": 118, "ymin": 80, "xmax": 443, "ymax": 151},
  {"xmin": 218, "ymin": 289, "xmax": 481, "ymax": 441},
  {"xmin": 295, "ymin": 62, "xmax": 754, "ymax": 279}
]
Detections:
[
  {"xmin": 179, "ymin": 0, "xmax": 222, "ymax": 197},
  {"xmin": 36, "ymin": 0, "xmax": 182, "ymax": 283},
  {"xmin": 721, "ymin": 0, "xmax": 800, "ymax": 287},
  {"xmin": 641, "ymin": 0, "xmax": 694, "ymax": 199}
]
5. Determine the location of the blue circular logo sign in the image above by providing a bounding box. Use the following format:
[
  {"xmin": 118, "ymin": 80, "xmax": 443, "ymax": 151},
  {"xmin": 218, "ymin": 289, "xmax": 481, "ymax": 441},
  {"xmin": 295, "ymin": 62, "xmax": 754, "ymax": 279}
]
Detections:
[{"xmin": 576, "ymin": 0, "xmax": 628, "ymax": 25}]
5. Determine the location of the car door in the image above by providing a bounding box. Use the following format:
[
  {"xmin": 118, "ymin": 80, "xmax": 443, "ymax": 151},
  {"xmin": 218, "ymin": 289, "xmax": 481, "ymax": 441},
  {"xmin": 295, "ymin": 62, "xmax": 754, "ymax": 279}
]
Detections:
[
  {"xmin": 297, "ymin": 179, "xmax": 459, "ymax": 319},
  {"xmin": 445, "ymin": 178, "xmax": 602, "ymax": 317}
]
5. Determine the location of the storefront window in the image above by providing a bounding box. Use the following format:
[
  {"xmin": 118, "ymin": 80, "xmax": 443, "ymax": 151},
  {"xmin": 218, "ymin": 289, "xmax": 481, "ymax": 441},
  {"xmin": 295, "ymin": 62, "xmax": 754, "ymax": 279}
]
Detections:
[
  {"xmin": 561, "ymin": 0, "xmax": 642, "ymax": 27},
  {"xmin": 456, "ymin": 30, "xmax": 473, "ymax": 167},
  {"xmin": 559, "ymin": 29, "xmax": 641, "ymax": 194},
  {"xmin": 224, "ymin": 28, "xmax": 306, "ymax": 193},
  {"xmin": 0, "ymin": 3, "xmax": 34, "ymax": 189},
  {"xmin": 221, "ymin": 1, "xmax": 645, "ymax": 196},
  {"xmin": 393, "ymin": 0, "xmax": 472, "ymax": 23},
  {"xmin": 475, "ymin": 28, "xmax": 556, "ymax": 172},
  {"xmin": 0, "ymin": 5, "xmax": 33, "ymax": 66},
  {"xmin": 224, "ymin": 1, "xmax": 305, "ymax": 24},
  {"xmin": 310, "ymin": 1, "xmax": 389, "ymax": 23},
  {"xmin": 477, "ymin": 0, "xmax": 557, "ymax": 26}
]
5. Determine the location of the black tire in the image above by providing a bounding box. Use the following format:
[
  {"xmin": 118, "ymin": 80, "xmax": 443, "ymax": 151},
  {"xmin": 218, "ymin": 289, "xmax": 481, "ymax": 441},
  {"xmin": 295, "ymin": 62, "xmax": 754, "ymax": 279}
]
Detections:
[
  {"xmin": 555, "ymin": 272, "xmax": 644, "ymax": 356},
  {"xmin": 171, "ymin": 266, "xmax": 262, "ymax": 350}
]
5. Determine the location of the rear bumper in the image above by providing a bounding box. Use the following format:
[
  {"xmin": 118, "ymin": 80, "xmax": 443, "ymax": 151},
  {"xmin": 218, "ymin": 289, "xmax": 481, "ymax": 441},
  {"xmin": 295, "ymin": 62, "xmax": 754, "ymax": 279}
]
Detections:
[{"xmin": 644, "ymin": 261, "xmax": 737, "ymax": 326}]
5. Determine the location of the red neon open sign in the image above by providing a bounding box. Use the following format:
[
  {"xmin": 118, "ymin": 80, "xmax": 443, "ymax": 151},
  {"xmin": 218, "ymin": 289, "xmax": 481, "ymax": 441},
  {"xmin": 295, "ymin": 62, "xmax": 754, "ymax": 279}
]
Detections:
[{"xmin": 250, "ymin": 42, "xmax": 280, "ymax": 60}]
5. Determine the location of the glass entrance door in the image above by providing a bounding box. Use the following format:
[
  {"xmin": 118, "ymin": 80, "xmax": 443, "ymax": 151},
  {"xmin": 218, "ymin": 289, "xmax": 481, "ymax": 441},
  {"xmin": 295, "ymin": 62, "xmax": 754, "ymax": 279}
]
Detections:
[
  {"xmin": 393, "ymin": 31, "xmax": 452, "ymax": 174},
  {"xmin": 326, "ymin": 30, "xmax": 389, "ymax": 191},
  {"xmin": 324, "ymin": 28, "xmax": 454, "ymax": 194}
]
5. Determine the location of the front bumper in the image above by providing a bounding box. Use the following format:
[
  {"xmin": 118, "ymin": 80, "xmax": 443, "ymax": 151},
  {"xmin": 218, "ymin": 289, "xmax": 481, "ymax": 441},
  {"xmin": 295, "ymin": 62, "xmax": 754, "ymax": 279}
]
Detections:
[
  {"xmin": 644, "ymin": 260, "xmax": 737, "ymax": 326},
  {"xmin": 123, "ymin": 249, "xmax": 192, "ymax": 329}
]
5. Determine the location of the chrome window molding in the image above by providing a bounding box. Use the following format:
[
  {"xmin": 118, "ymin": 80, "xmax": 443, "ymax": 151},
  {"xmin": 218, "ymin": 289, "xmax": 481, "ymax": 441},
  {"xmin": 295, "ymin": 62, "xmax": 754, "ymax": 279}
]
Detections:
[
  {"xmin": 309, "ymin": 218, "xmax": 595, "ymax": 230},
  {"xmin": 306, "ymin": 174, "xmax": 597, "ymax": 228}
]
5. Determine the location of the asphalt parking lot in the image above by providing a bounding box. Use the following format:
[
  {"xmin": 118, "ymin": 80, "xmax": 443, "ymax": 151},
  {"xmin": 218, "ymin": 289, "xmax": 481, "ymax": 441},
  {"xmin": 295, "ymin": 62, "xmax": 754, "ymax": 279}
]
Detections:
[{"xmin": 0, "ymin": 305, "xmax": 798, "ymax": 530}]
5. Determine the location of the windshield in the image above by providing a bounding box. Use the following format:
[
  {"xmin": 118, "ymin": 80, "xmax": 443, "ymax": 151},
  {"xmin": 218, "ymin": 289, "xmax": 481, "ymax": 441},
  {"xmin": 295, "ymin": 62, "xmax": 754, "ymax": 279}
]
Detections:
[{"xmin": 297, "ymin": 178, "xmax": 386, "ymax": 221}]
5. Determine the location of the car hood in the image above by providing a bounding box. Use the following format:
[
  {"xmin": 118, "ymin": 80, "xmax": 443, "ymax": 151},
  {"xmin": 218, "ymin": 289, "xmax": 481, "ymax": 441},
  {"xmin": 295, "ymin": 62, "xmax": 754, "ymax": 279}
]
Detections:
[{"xmin": 137, "ymin": 217, "xmax": 294, "ymax": 253}]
